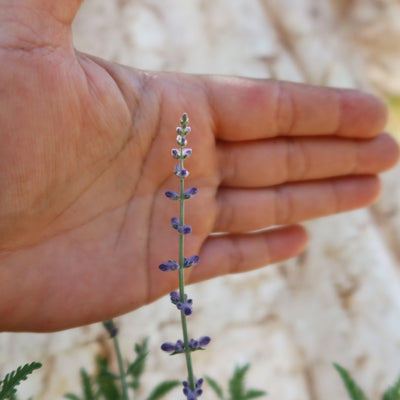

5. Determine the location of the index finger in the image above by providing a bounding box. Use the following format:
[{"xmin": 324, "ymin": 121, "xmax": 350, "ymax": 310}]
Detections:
[{"xmin": 203, "ymin": 77, "xmax": 388, "ymax": 141}]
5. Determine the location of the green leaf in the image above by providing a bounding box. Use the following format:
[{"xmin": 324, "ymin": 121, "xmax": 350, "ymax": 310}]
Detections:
[
  {"xmin": 95, "ymin": 357, "xmax": 121, "ymax": 400},
  {"xmin": 80, "ymin": 368, "xmax": 95, "ymax": 400},
  {"xmin": 243, "ymin": 389, "xmax": 268, "ymax": 399},
  {"xmin": 205, "ymin": 376, "xmax": 225, "ymax": 400},
  {"xmin": 229, "ymin": 364, "xmax": 250, "ymax": 400},
  {"xmin": 63, "ymin": 394, "xmax": 81, "ymax": 400},
  {"xmin": 126, "ymin": 338, "xmax": 149, "ymax": 390},
  {"xmin": 0, "ymin": 362, "xmax": 42, "ymax": 400},
  {"xmin": 383, "ymin": 374, "xmax": 400, "ymax": 400},
  {"xmin": 146, "ymin": 380, "xmax": 181, "ymax": 400},
  {"xmin": 334, "ymin": 363, "xmax": 369, "ymax": 400}
]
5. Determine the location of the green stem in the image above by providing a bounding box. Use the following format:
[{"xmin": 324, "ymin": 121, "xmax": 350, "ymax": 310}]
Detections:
[
  {"xmin": 178, "ymin": 143, "xmax": 196, "ymax": 392},
  {"xmin": 113, "ymin": 335, "xmax": 130, "ymax": 400}
]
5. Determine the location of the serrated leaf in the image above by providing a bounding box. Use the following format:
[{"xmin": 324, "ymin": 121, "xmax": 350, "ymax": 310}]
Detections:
[
  {"xmin": 383, "ymin": 374, "xmax": 400, "ymax": 400},
  {"xmin": 334, "ymin": 363, "xmax": 369, "ymax": 400},
  {"xmin": 0, "ymin": 362, "xmax": 42, "ymax": 400},
  {"xmin": 205, "ymin": 376, "xmax": 225, "ymax": 400},
  {"xmin": 146, "ymin": 380, "xmax": 181, "ymax": 400}
]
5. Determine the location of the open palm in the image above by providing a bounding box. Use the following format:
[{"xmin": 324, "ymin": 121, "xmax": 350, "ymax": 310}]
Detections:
[{"xmin": 0, "ymin": 1, "xmax": 398, "ymax": 331}]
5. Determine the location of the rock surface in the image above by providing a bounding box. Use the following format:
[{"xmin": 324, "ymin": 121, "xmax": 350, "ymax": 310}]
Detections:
[{"xmin": 1, "ymin": 1, "xmax": 400, "ymax": 399}]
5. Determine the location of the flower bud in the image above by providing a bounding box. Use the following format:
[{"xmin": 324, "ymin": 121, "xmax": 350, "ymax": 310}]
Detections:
[
  {"xmin": 178, "ymin": 225, "xmax": 192, "ymax": 235},
  {"xmin": 171, "ymin": 148, "xmax": 180, "ymax": 159},
  {"xmin": 182, "ymin": 148, "xmax": 192, "ymax": 159},
  {"xmin": 171, "ymin": 217, "xmax": 180, "ymax": 230},
  {"xmin": 184, "ymin": 255, "xmax": 200, "ymax": 268},
  {"xmin": 159, "ymin": 260, "xmax": 179, "ymax": 272},
  {"xmin": 183, "ymin": 187, "xmax": 198, "ymax": 199},
  {"xmin": 165, "ymin": 190, "xmax": 180, "ymax": 200},
  {"xmin": 177, "ymin": 135, "xmax": 187, "ymax": 147}
]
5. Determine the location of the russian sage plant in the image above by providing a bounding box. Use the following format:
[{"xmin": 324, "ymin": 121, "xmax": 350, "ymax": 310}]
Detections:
[{"xmin": 158, "ymin": 113, "xmax": 210, "ymax": 400}]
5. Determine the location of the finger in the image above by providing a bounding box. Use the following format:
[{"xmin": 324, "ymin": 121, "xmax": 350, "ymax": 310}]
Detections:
[
  {"xmin": 214, "ymin": 175, "xmax": 381, "ymax": 233},
  {"xmin": 204, "ymin": 77, "xmax": 387, "ymax": 140},
  {"xmin": 188, "ymin": 225, "xmax": 308, "ymax": 283},
  {"xmin": 218, "ymin": 133, "xmax": 399, "ymax": 187}
]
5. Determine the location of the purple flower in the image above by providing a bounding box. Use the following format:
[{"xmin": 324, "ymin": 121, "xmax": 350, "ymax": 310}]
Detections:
[
  {"xmin": 159, "ymin": 260, "xmax": 179, "ymax": 272},
  {"xmin": 170, "ymin": 291, "xmax": 180, "ymax": 304},
  {"xmin": 182, "ymin": 148, "xmax": 192, "ymax": 159},
  {"xmin": 171, "ymin": 148, "xmax": 180, "ymax": 159},
  {"xmin": 198, "ymin": 336, "xmax": 211, "ymax": 347},
  {"xmin": 174, "ymin": 165, "xmax": 190, "ymax": 179},
  {"xmin": 165, "ymin": 190, "xmax": 180, "ymax": 200},
  {"xmin": 184, "ymin": 255, "xmax": 200, "ymax": 268},
  {"xmin": 171, "ymin": 217, "xmax": 180, "ymax": 230},
  {"xmin": 188, "ymin": 336, "xmax": 210, "ymax": 350},
  {"xmin": 183, "ymin": 187, "xmax": 198, "ymax": 199},
  {"xmin": 161, "ymin": 342, "xmax": 176, "ymax": 353},
  {"xmin": 102, "ymin": 320, "xmax": 118, "ymax": 338},
  {"xmin": 170, "ymin": 292, "xmax": 193, "ymax": 315},
  {"xmin": 183, "ymin": 378, "xmax": 203, "ymax": 399},
  {"xmin": 174, "ymin": 339, "xmax": 184, "ymax": 352},
  {"xmin": 176, "ymin": 127, "xmax": 184, "ymax": 136},
  {"xmin": 178, "ymin": 225, "xmax": 192, "ymax": 235},
  {"xmin": 177, "ymin": 298, "xmax": 193, "ymax": 316},
  {"xmin": 161, "ymin": 339, "xmax": 185, "ymax": 354},
  {"xmin": 177, "ymin": 135, "xmax": 188, "ymax": 147}
]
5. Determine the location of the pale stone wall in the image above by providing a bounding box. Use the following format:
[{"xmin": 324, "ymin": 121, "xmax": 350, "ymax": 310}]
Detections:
[{"xmin": 1, "ymin": 1, "xmax": 400, "ymax": 399}]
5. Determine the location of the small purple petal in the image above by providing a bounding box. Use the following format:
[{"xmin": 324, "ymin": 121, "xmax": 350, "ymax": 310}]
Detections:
[
  {"xmin": 189, "ymin": 339, "xmax": 199, "ymax": 349},
  {"xmin": 198, "ymin": 336, "xmax": 211, "ymax": 347},
  {"xmin": 161, "ymin": 342, "xmax": 176, "ymax": 353},
  {"xmin": 176, "ymin": 135, "xmax": 187, "ymax": 147},
  {"xmin": 177, "ymin": 301, "xmax": 193, "ymax": 316},
  {"xmin": 159, "ymin": 260, "xmax": 179, "ymax": 272},
  {"xmin": 170, "ymin": 291, "xmax": 180, "ymax": 304},
  {"xmin": 184, "ymin": 255, "xmax": 200, "ymax": 268},
  {"xmin": 184, "ymin": 126, "xmax": 191, "ymax": 136},
  {"xmin": 165, "ymin": 190, "xmax": 180, "ymax": 200},
  {"xmin": 182, "ymin": 148, "xmax": 192, "ymax": 159},
  {"xmin": 178, "ymin": 225, "xmax": 192, "ymax": 235},
  {"xmin": 176, "ymin": 127, "xmax": 184, "ymax": 135},
  {"xmin": 174, "ymin": 165, "xmax": 189, "ymax": 179},
  {"xmin": 171, "ymin": 217, "xmax": 180, "ymax": 230},
  {"xmin": 174, "ymin": 340, "xmax": 184, "ymax": 352},
  {"xmin": 183, "ymin": 187, "xmax": 198, "ymax": 199},
  {"xmin": 171, "ymin": 148, "xmax": 180, "ymax": 159}
]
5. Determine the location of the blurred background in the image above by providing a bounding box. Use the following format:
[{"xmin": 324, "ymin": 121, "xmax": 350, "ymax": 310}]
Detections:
[{"xmin": 1, "ymin": 0, "xmax": 400, "ymax": 399}]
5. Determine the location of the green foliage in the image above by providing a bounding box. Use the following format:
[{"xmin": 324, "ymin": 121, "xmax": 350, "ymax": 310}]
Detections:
[
  {"xmin": 205, "ymin": 376, "xmax": 224, "ymax": 400},
  {"xmin": 126, "ymin": 338, "xmax": 149, "ymax": 391},
  {"xmin": 145, "ymin": 380, "xmax": 181, "ymax": 400},
  {"xmin": 0, "ymin": 362, "xmax": 42, "ymax": 400},
  {"xmin": 206, "ymin": 364, "xmax": 267, "ymax": 400},
  {"xmin": 382, "ymin": 374, "xmax": 400, "ymax": 400},
  {"xmin": 334, "ymin": 364, "xmax": 369, "ymax": 400},
  {"xmin": 64, "ymin": 338, "xmax": 179, "ymax": 400}
]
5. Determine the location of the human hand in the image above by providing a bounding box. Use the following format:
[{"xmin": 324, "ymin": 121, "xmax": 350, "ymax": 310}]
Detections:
[{"xmin": 0, "ymin": 1, "xmax": 398, "ymax": 331}]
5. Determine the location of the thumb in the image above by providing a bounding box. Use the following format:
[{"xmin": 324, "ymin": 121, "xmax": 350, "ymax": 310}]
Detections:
[{"xmin": 0, "ymin": 0, "xmax": 84, "ymax": 48}]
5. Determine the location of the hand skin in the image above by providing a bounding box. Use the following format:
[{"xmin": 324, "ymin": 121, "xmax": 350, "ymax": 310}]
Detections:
[{"xmin": 0, "ymin": 1, "xmax": 398, "ymax": 332}]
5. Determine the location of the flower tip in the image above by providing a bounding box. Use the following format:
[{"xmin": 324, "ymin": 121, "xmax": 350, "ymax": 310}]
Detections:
[
  {"xmin": 161, "ymin": 342, "xmax": 175, "ymax": 353},
  {"xmin": 165, "ymin": 190, "xmax": 180, "ymax": 200},
  {"xmin": 199, "ymin": 336, "xmax": 211, "ymax": 347}
]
